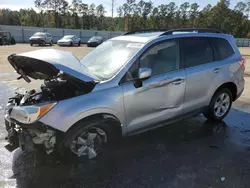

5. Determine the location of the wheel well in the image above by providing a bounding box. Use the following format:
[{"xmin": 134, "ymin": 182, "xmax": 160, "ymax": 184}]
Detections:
[
  {"xmin": 67, "ymin": 113, "xmax": 122, "ymax": 137},
  {"xmin": 214, "ymin": 82, "xmax": 237, "ymax": 101}
]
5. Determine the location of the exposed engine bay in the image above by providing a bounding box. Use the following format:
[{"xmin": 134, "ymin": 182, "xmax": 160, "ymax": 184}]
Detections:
[
  {"xmin": 19, "ymin": 73, "xmax": 95, "ymax": 105},
  {"xmin": 5, "ymin": 74, "xmax": 96, "ymax": 154},
  {"xmin": 5, "ymin": 49, "xmax": 99, "ymax": 155}
]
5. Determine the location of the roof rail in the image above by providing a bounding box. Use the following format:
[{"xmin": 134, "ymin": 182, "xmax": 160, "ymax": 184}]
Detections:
[
  {"xmin": 123, "ymin": 29, "xmax": 168, "ymax": 35},
  {"xmin": 160, "ymin": 28, "xmax": 221, "ymax": 36},
  {"xmin": 123, "ymin": 28, "xmax": 221, "ymax": 36}
]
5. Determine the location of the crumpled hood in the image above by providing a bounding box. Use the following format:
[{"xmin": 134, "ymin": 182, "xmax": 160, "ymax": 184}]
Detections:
[{"xmin": 8, "ymin": 49, "xmax": 99, "ymax": 83}]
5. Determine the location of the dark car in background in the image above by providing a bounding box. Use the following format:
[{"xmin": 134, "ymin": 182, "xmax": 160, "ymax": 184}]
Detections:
[
  {"xmin": 87, "ymin": 36, "xmax": 104, "ymax": 47},
  {"xmin": 0, "ymin": 31, "xmax": 16, "ymax": 45},
  {"xmin": 29, "ymin": 32, "xmax": 53, "ymax": 46}
]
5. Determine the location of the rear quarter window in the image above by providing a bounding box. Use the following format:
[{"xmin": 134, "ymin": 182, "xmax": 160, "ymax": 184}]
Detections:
[{"xmin": 210, "ymin": 38, "xmax": 234, "ymax": 61}]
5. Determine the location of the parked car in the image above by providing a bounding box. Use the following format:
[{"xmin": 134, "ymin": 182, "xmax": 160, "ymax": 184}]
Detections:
[
  {"xmin": 57, "ymin": 35, "xmax": 81, "ymax": 46},
  {"xmin": 0, "ymin": 31, "xmax": 16, "ymax": 45},
  {"xmin": 29, "ymin": 32, "xmax": 53, "ymax": 46},
  {"xmin": 87, "ymin": 36, "xmax": 104, "ymax": 47},
  {"xmin": 5, "ymin": 28, "xmax": 245, "ymax": 160}
]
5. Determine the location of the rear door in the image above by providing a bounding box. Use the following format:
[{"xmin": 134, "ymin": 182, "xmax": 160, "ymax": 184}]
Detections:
[{"xmin": 181, "ymin": 37, "xmax": 217, "ymax": 113}]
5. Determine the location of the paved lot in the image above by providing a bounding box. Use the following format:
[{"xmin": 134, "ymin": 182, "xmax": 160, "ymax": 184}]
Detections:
[{"xmin": 0, "ymin": 44, "xmax": 250, "ymax": 188}]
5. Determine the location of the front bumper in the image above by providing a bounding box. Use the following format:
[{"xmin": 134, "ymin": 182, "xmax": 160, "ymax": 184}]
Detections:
[
  {"xmin": 29, "ymin": 39, "xmax": 44, "ymax": 44},
  {"xmin": 87, "ymin": 42, "xmax": 99, "ymax": 47},
  {"xmin": 5, "ymin": 112, "xmax": 57, "ymax": 154},
  {"xmin": 57, "ymin": 42, "xmax": 71, "ymax": 46}
]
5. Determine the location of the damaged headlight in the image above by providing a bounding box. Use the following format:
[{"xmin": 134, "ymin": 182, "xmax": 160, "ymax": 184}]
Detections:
[{"xmin": 10, "ymin": 102, "xmax": 57, "ymax": 124}]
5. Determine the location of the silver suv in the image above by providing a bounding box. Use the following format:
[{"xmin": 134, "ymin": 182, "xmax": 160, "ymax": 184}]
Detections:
[
  {"xmin": 29, "ymin": 32, "xmax": 53, "ymax": 46},
  {"xmin": 5, "ymin": 28, "xmax": 245, "ymax": 159}
]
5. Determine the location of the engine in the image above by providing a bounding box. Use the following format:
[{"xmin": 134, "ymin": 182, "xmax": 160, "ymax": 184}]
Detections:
[{"xmin": 19, "ymin": 75, "xmax": 95, "ymax": 105}]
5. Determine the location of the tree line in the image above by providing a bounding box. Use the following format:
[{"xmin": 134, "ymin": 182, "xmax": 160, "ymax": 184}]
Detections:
[{"xmin": 0, "ymin": 0, "xmax": 250, "ymax": 37}]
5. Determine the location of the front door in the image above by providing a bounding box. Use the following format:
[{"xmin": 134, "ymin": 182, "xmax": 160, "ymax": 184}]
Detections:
[{"xmin": 122, "ymin": 39, "xmax": 187, "ymax": 133}]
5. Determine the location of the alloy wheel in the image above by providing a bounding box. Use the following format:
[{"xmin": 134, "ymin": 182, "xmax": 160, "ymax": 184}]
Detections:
[
  {"xmin": 70, "ymin": 127, "xmax": 107, "ymax": 159},
  {"xmin": 214, "ymin": 93, "xmax": 230, "ymax": 117}
]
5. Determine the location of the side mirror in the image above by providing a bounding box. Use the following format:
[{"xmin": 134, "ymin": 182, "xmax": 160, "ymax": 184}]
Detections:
[{"xmin": 138, "ymin": 68, "xmax": 152, "ymax": 80}]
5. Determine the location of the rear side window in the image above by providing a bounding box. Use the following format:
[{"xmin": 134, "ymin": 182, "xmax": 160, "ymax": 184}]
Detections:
[
  {"xmin": 182, "ymin": 37, "xmax": 213, "ymax": 68},
  {"xmin": 210, "ymin": 38, "xmax": 234, "ymax": 61}
]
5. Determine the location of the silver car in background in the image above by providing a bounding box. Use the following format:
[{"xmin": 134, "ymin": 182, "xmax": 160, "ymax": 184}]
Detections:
[
  {"xmin": 4, "ymin": 28, "xmax": 245, "ymax": 160},
  {"xmin": 29, "ymin": 32, "xmax": 53, "ymax": 46},
  {"xmin": 57, "ymin": 35, "xmax": 81, "ymax": 46}
]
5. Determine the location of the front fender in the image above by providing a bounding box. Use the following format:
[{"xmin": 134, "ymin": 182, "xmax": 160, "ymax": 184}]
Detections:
[{"xmin": 39, "ymin": 86, "xmax": 125, "ymax": 133}]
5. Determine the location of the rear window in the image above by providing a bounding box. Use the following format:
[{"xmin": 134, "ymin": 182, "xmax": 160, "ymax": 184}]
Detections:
[
  {"xmin": 210, "ymin": 38, "xmax": 234, "ymax": 61},
  {"xmin": 182, "ymin": 37, "xmax": 214, "ymax": 68}
]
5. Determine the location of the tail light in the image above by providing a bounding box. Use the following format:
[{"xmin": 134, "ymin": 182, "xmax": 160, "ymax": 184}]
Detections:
[{"xmin": 239, "ymin": 57, "xmax": 246, "ymax": 72}]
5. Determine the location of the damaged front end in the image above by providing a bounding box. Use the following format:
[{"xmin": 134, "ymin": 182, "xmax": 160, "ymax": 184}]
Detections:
[
  {"xmin": 5, "ymin": 96, "xmax": 57, "ymax": 154},
  {"xmin": 4, "ymin": 49, "xmax": 98, "ymax": 154}
]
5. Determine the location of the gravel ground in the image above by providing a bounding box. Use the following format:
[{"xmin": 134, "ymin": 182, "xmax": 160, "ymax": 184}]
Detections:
[{"xmin": 0, "ymin": 44, "xmax": 250, "ymax": 188}]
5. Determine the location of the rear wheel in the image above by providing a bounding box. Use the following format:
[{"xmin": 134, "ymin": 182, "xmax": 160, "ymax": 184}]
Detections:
[
  {"xmin": 30, "ymin": 43, "xmax": 33, "ymax": 46},
  {"xmin": 63, "ymin": 120, "xmax": 115, "ymax": 160},
  {"xmin": 50, "ymin": 40, "xmax": 53, "ymax": 46},
  {"xmin": 203, "ymin": 88, "xmax": 232, "ymax": 121},
  {"xmin": 70, "ymin": 42, "xmax": 73, "ymax": 46},
  {"xmin": 78, "ymin": 41, "xmax": 81, "ymax": 46}
]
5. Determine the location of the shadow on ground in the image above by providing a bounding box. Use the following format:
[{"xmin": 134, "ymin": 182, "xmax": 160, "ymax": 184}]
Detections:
[{"xmin": 10, "ymin": 107, "xmax": 250, "ymax": 188}]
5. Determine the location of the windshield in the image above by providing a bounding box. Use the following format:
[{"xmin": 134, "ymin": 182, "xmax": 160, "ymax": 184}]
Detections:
[
  {"xmin": 80, "ymin": 40, "xmax": 144, "ymax": 80},
  {"xmin": 63, "ymin": 36, "xmax": 74, "ymax": 39},
  {"xmin": 33, "ymin": 33, "xmax": 45, "ymax": 37},
  {"xmin": 90, "ymin": 36, "xmax": 102, "ymax": 41}
]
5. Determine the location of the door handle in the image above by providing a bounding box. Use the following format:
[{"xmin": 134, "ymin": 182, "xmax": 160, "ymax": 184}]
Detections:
[
  {"xmin": 213, "ymin": 68, "xmax": 221, "ymax": 73},
  {"xmin": 172, "ymin": 78, "xmax": 185, "ymax": 85}
]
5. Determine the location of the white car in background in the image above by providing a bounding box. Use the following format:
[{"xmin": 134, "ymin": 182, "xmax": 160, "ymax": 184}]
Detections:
[{"xmin": 57, "ymin": 35, "xmax": 81, "ymax": 46}]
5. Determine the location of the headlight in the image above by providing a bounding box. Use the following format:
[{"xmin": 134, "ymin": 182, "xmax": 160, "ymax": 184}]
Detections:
[{"xmin": 9, "ymin": 102, "xmax": 57, "ymax": 124}]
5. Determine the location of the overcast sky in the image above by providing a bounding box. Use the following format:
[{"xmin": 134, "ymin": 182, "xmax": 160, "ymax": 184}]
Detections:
[{"xmin": 0, "ymin": 0, "xmax": 244, "ymax": 16}]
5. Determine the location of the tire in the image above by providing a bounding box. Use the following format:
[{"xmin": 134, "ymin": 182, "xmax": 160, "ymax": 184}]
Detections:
[
  {"xmin": 62, "ymin": 119, "xmax": 115, "ymax": 160},
  {"xmin": 42, "ymin": 41, "xmax": 46, "ymax": 46},
  {"xmin": 78, "ymin": 41, "xmax": 81, "ymax": 46},
  {"xmin": 70, "ymin": 42, "xmax": 73, "ymax": 46},
  {"xmin": 30, "ymin": 43, "xmax": 33, "ymax": 46},
  {"xmin": 50, "ymin": 41, "xmax": 53, "ymax": 46},
  {"xmin": 203, "ymin": 88, "xmax": 232, "ymax": 121}
]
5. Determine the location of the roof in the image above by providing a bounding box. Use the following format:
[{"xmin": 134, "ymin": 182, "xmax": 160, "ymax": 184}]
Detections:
[
  {"xmin": 63, "ymin": 35, "xmax": 75, "ymax": 37},
  {"xmin": 34, "ymin": 32, "xmax": 46, "ymax": 35},
  {"xmin": 112, "ymin": 32, "xmax": 163, "ymax": 43}
]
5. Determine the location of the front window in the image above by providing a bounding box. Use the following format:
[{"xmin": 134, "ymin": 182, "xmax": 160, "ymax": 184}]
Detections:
[
  {"xmin": 80, "ymin": 40, "xmax": 144, "ymax": 80},
  {"xmin": 33, "ymin": 33, "xmax": 45, "ymax": 37},
  {"xmin": 63, "ymin": 36, "xmax": 74, "ymax": 39},
  {"xmin": 89, "ymin": 36, "xmax": 103, "ymax": 41}
]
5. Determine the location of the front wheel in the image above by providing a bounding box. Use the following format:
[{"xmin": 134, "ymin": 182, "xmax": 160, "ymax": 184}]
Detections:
[
  {"xmin": 203, "ymin": 88, "xmax": 232, "ymax": 121},
  {"xmin": 42, "ymin": 41, "xmax": 46, "ymax": 46},
  {"xmin": 62, "ymin": 120, "xmax": 114, "ymax": 160},
  {"xmin": 78, "ymin": 41, "xmax": 81, "ymax": 46},
  {"xmin": 50, "ymin": 41, "xmax": 53, "ymax": 46}
]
